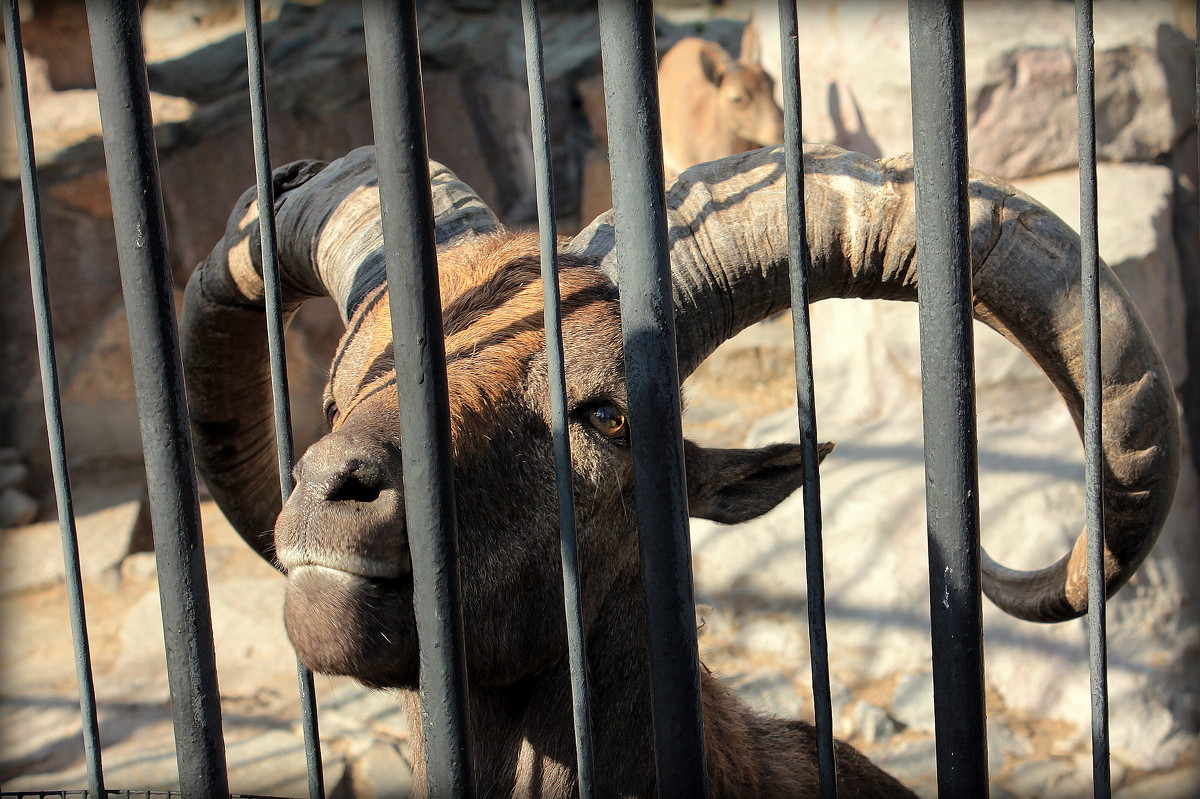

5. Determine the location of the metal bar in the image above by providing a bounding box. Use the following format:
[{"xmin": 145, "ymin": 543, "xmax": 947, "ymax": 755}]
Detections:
[
  {"xmin": 3, "ymin": 3, "xmax": 106, "ymax": 795},
  {"xmin": 906, "ymin": 1, "xmax": 990, "ymax": 795},
  {"xmin": 83, "ymin": 1, "xmax": 230, "ymax": 795},
  {"xmin": 519, "ymin": 2, "xmax": 597, "ymax": 795},
  {"xmin": 361, "ymin": 3, "xmax": 474, "ymax": 794},
  {"xmin": 239, "ymin": 1, "xmax": 326, "ymax": 796},
  {"xmin": 776, "ymin": 2, "xmax": 837, "ymax": 797},
  {"xmin": 596, "ymin": 1, "xmax": 709, "ymax": 794},
  {"xmin": 1074, "ymin": 2, "xmax": 1111, "ymax": 796}
]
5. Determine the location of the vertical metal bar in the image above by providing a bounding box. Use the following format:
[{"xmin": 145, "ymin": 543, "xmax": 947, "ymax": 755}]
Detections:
[
  {"xmin": 1074, "ymin": 2, "xmax": 1111, "ymax": 796},
  {"xmin": 239, "ymin": 2, "xmax": 326, "ymax": 796},
  {"xmin": 906, "ymin": 1, "xmax": 989, "ymax": 795},
  {"xmin": 776, "ymin": 2, "xmax": 837, "ymax": 797},
  {"xmin": 596, "ymin": 1, "xmax": 709, "ymax": 794},
  {"xmin": 519, "ymin": 2, "xmax": 597, "ymax": 795},
  {"xmin": 361, "ymin": 3, "xmax": 474, "ymax": 794},
  {"xmin": 3, "ymin": 3, "xmax": 106, "ymax": 795},
  {"xmin": 83, "ymin": 1, "xmax": 230, "ymax": 795}
]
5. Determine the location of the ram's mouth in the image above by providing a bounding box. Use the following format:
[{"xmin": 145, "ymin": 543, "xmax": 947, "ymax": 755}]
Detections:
[
  {"xmin": 276, "ymin": 549, "xmax": 411, "ymax": 583},
  {"xmin": 283, "ymin": 563, "xmax": 417, "ymax": 688}
]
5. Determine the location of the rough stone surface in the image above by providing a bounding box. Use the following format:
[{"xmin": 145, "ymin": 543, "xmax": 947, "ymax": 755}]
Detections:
[
  {"xmin": 728, "ymin": 669, "xmax": 809, "ymax": 720},
  {"xmin": 348, "ymin": 741, "xmax": 415, "ymax": 799},
  {"xmin": 844, "ymin": 700, "xmax": 905, "ymax": 746},
  {"xmin": 748, "ymin": 0, "xmax": 1196, "ymax": 179},
  {"xmin": 888, "ymin": 672, "xmax": 937, "ymax": 734},
  {"xmin": 0, "ymin": 487, "xmax": 38, "ymax": 529},
  {"xmin": 1116, "ymin": 764, "xmax": 1200, "ymax": 798}
]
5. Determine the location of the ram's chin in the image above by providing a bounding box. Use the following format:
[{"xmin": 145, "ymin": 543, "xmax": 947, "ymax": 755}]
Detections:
[{"xmin": 284, "ymin": 565, "xmax": 417, "ymax": 689}]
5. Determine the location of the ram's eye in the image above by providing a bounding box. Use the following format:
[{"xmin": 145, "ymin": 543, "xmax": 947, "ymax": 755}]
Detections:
[
  {"xmin": 586, "ymin": 403, "xmax": 626, "ymax": 439},
  {"xmin": 323, "ymin": 399, "xmax": 338, "ymax": 427}
]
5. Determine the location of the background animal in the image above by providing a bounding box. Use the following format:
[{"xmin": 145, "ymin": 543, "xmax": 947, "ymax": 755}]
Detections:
[
  {"xmin": 657, "ymin": 31, "xmax": 784, "ymax": 179},
  {"xmin": 181, "ymin": 144, "xmax": 1179, "ymax": 796}
]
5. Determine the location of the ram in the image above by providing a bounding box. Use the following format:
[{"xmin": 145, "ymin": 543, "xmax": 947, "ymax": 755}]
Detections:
[
  {"xmin": 658, "ymin": 35, "xmax": 784, "ymax": 180},
  {"xmin": 181, "ymin": 144, "xmax": 1179, "ymax": 797}
]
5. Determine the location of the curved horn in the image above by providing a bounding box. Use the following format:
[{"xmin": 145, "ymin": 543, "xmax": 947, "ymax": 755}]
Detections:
[
  {"xmin": 181, "ymin": 147, "xmax": 500, "ymax": 560},
  {"xmin": 567, "ymin": 143, "xmax": 1180, "ymax": 623}
]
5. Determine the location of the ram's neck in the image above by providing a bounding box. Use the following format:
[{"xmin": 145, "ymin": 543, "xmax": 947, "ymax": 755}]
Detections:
[
  {"xmin": 397, "ymin": 568, "xmax": 652, "ymax": 796},
  {"xmin": 397, "ymin": 568, "xmax": 838, "ymax": 798}
]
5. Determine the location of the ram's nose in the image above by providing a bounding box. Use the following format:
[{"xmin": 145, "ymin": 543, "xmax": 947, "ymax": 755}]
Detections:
[
  {"xmin": 308, "ymin": 451, "xmax": 389, "ymax": 504},
  {"xmin": 275, "ymin": 432, "xmax": 408, "ymax": 578}
]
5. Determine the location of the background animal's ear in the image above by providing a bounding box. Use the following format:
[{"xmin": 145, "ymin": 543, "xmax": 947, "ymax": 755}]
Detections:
[
  {"xmin": 684, "ymin": 440, "xmax": 834, "ymax": 525},
  {"xmin": 698, "ymin": 42, "xmax": 731, "ymax": 87},
  {"xmin": 740, "ymin": 19, "xmax": 761, "ymax": 64}
]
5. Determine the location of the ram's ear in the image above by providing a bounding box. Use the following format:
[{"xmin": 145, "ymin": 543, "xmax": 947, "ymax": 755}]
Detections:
[{"xmin": 685, "ymin": 440, "xmax": 834, "ymax": 525}]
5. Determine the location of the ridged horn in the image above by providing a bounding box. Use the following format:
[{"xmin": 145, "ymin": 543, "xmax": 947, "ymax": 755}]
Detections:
[
  {"xmin": 181, "ymin": 146, "xmax": 501, "ymax": 560},
  {"xmin": 567, "ymin": 143, "xmax": 1180, "ymax": 623}
]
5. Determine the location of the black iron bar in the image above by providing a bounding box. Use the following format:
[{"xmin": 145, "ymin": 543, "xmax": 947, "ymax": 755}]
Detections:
[
  {"xmin": 519, "ymin": 2, "xmax": 597, "ymax": 795},
  {"xmin": 596, "ymin": 0, "xmax": 709, "ymax": 794},
  {"xmin": 361, "ymin": 2, "xmax": 474, "ymax": 794},
  {"xmin": 239, "ymin": 1, "xmax": 326, "ymax": 796},
  {"xmin": 3, "ymin": 2, "xmax": 106, "ymax": 795},
  {"xmin": 776, "ymin": 2, "xmax": 837, "ymax": 797},
  {"xmin": 1074, "ymin": 2, "xmax": 1111, "ymax": 796},
  {"xmin": 83, "ymin": 1, "xmax": 230, "ymax": 795},
  {"xmin": 906, "ymin": 1, "xmax": 990, "ymax": 795}
]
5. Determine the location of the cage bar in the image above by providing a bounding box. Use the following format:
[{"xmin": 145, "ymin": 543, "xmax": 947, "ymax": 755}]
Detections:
[
  {"xmin": 906, "ymin": 0, "xmax": 990, "ymax": 795},
  {"xmin": 595, "ymin": 0, "xmax": 709, "ymax": 793},
  {"xmin": 1074, "ymin": 2, "xmax": 1112, "ymax": 796},
  {"xmin": 239, "ymin": 1, "xmax": 326, "ymax": 796},
  {"xmin": 83, "ymin": 0, "xmax": 230, "ymax": 795},
  {"xmin": 2, "ymin": 2, "xmax": 106, "ymax": 795},
  {"xmin": 519, "ymin": 1, "xmax": 598, "ymax": 795},
  {"xmin": 361, "ymin": 2, "xmax": 474, "ymax": 794},
  {"xmin": 775, "ymin": 2, "xmax": 838, "ymax": 797}
]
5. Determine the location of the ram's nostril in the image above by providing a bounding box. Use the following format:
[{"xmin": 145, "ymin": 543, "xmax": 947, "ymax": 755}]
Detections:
[
  {"xmin": 327, "ymin": 476, "xmax": 382, "ymax": 504},
  {"xmin": 324, "ymin": 458, "xmax": 385, "ymax": 504}
]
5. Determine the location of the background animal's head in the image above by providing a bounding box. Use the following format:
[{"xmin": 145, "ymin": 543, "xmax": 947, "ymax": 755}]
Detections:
[
  {"xmin": 182, "ymin": 145, "xmax": 1179, "ymax": 691},
  {"xmin": 696, "ymin": 39, "xmax": 784, "ymax": 148}
]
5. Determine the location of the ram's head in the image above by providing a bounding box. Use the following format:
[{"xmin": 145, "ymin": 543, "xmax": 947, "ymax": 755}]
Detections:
[{"xmin": 182, "ymin": 145, "xmax": 1179, "ymax": 690}]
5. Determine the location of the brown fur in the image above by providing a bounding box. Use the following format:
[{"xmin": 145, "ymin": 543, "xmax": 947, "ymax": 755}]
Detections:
[{"xmin": 328, "ymin": 234, "xmax": 612, "ymax": 464}]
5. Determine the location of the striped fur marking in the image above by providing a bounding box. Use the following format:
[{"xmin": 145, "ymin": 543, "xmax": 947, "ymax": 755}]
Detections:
[{"xmin": 328, "ymin": 232, "xmax": 615, "ymax": 463}]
